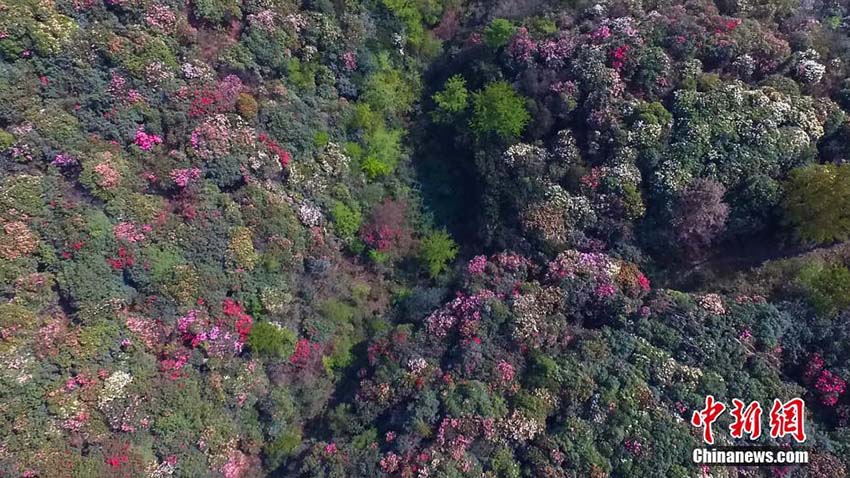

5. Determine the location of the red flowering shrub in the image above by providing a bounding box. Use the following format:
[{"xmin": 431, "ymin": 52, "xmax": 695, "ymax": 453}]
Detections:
[
  {"xmin": 290, "ymin": 338, "xmax": 321, "ymax": 366},
  {"xmin": 360, "ymin": 199, "xmax": 414, "ymax": 257},
  {"xmin": 133, "ymin": 128, "xmax": 162, "ymax": 151},
  {"xmin": 187, "ymin": 75, "xmax": 245, "ymax": 118},
  {"xmin": 804, "ymin": 354, "xmax": 847, "ymax": 407},
  {"xmin": 258, "ymin": 133, "xmax": 291, "ymax": 168},
  {"xmin": 222, "ymin": 298, "xmax": 253, "ymax": 342},
  {"xmin": 611, "ymin": 44, "xmax": 630, "ymax": 70},
  {"xmin": 107, "ymin": 247, "xmax": 134, "ymax": 270},
  {"xmin": 159, "ymin": 350, "xmax": 190, "ymax": 380}
]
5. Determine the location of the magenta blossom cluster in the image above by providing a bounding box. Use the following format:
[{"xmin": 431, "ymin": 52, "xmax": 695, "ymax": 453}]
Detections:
[
  {"xmin": 467, "ymin": 255, "xmax": 487, "ymax": 275},
  {"xmin": 52, "ymin": 153, "xmax": 77, "ymax": 167},
  {"xmin": 175, "ymin": 309, "xmax": 244, "ymax": 357},
  {"xmin": 816, "ymin": 370, "xmax": 847, "ymax": 407},
  {"xmin": 134, "ymin": 128, "xmax": 163, "ymax": 151},
  {"xmin": 595, "ymin": 281, "xmax": 616, "ymax": 298},
  {"xmin": 170, "ymin": 167, "xmax": 201, "ymax": 188},
  {"xmin": 805, "ymin": 353, "xmax": 847, "ymax": 406},
  {"xmin": 538, "ymin": 33, "xmax": 575, "ymax": 68}
]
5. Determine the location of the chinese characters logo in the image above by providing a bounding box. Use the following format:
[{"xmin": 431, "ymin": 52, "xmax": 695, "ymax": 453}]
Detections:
[{"xmin": 691, "ymin": 396, "xmax": 807, "ymax": 445}]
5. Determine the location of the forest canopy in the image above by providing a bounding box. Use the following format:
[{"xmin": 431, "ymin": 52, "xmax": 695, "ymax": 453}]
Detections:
[{"xmin": 1, "ymin": 0, "xmax": 850, "ymax": 476}]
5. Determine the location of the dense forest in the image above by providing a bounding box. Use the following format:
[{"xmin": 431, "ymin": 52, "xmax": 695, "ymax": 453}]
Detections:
[{"xmin": 2, "ymin": 0, "xmax": 850, "ymax": 476}]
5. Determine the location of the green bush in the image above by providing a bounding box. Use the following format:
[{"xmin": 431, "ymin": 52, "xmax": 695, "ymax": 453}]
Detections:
[
  {"xmin": 419, "ymin": 229, "xmax": 458, "ymax": 278},
  {"xmin": 432, "ymin": 75, "xmax": 468, "ymax": 122},
  {"xmin": 322, "ymin": 331, "xmax": 354, "ymax": 373},
  {"xmin": 320, "ymin": 299, "xmax": 356, "ymax": 327},
  {"xmin": 286, "ymin": 58, "xmax": 317, "ymax": 93},
  {"xmin": 248, "ymin": 322, "xmax": 297, "ymax": 358},
  {"xmin": 489, "ymin": 447, "xmax": 521, "ymax": 478},
  {"xmin": 361, "ymin": 127, "xmax": 403, "ymax": 178},
  {"xmin": 351, "ymin": 103, "xmax": 383, "ymax": 134},
  {"xmin": 193, "ymin": 0, "xmax": 241, "ymax": 24},
  {"xmin": 797, "ymin": 262, "xmax": 850, "ymax": 316},
  {"xmin": 470, "ymin": 81, "xmax": 529, "ymax": 139},
  {"xmin": 330, "ymin": 201, "xmax": 363, "ymax": 239},
  {"xmin": 363, "ymin": 63, "xmax": 416, "ymax": 117},
  {"xmin": 784, "ymin": 163, "xmax": 850, "ymax": 244},
  {"xmin": 0, "ymin": 175, "xmax": 44, "ymax": 217},
  {"xmin": 313, "ymin": 131, "xmax": 330, "ymax": 148},
  {"xmin": 381, "ymin": 0, "xmax": 426, "ymax": 47},
  {"xmin": 236, "ymin": 93, "xmax": 259, "ymax": 119},
  {"xmin": 0, "ymin": 130, "xmax": 14, "ymax": 150},
  {"xmin": 265, "ymin": 426, "xmax": 302, "ymax": 466},
  {"xmin": 120, "ymin": 35, "xmax": 178, "ymax": 76},
  {"xmin": 484, "ymin": 19, "xmax": 516, "ymax": 48}
]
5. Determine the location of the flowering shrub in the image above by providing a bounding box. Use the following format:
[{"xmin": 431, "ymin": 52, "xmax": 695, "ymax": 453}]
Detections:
[
  {"xmin": 93, "ymin": 160, "xmax": 121, "ymax": 189},
  {"xmin": 467, "ymin": 255, "xmax": 487, "ymax": 275},
  {"xmin": 170, "ymin": 167, "xmax": 201, "ymax": 188},
  {"xmin": 0, "ymin": 221, "xmax": 39, "ymax": 260},
  {"xmin": 113, "ymin": 222, "xmax": 148, "ymax": 243},
  {"xmin": 4, "ymin": 0, "xmax": 850, "ymax": 476},
  {"xmin": 359, "ymin": 198, "xmax": 414, "ymax": 260},
  {"xmin": 133, "ymin": 128, "xmax": 162, "ymax": 151},
  {"xmin": 805, "ymin": 354, "xmax": 847, "ymax": 407}
]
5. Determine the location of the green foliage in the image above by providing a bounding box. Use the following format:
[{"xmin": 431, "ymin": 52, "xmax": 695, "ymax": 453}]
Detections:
[
  {"xmin": 380, "ymin": 0, "xmax": 442, "ymax": 49},
  {"xmin": 330, "ymin": 201, "xmax": 363, "ymax": 239},
  {"xmin": 363, "ymin": 63, "xmax": 416, "ymax": 117},
  {"xmin": 419, "ymin": 229, "xmax": 458, "ymax": 278},
  {"xmin": 314, "ymin": 131, "xmax": 330, "ymax": 148},
  {"xmin": 193, "ymin": 0, "xmax": 241, "ymax": 24},
  {"xmin": 784, "ymin": 163, "xmax": 850, "ymax": 244},
  {"xmin": 526, "ymin": 352, "xmax": 561, "ymax": 390},
  {"xmin": 484, "ymin": 19, "xmax": 516, "ymax": 48},
  {"xmin": 323, "ymin": 331, "xmax": 355, "ymax": 373},
  {"xmin": 470, "ymin": 81, "xmax": 529, "ymax": 139},
  {"xmin": 0, "ymin": 1, "xmax": 76, "ymax": 58},
  {"xmin": 351, "ymin": 103, "xmax": 381, "ymax": 133},
  {"xmin": 352, "ymin": 427, "xmax": 378, "ymax": 450},
  {"xmin": 368, "ymin": 249, "xmax": 390, "ymax": 264},
  {"xmin": 432, "ymin": 75, "xmax": 469, "ymax": 122},
  {"xmin": 266, "ymin": 426, "xmax": 302, "ymax": 466},
  {"xmin": 0, "ymin": 175, "xmax": 44, "ymax": 217},
  {"xmin": 229, "ymin": 226, "xmax": 259, "ymax": 270},
  {"xmin": 119, "ymin": 36, "xmax": 178, "ymax": 76},
  {"xmin": 361, "ymin": 127, "xmax": 403, "ymax": 178},
  {"xmin": 248, "ymin": 322, "xmax": 297, "ymax": 358},
  {"xmin": 320, "ymin": 299, "xmax": 356, "ymax": 327},
  {"xmin": 797, "ymin": 262, "xmax": 850, "ymax": 316},
  {"xmin": 143, "ymin": 245, "xmax": 185, "ymax": 285},
  {"xmin": 0, "ymin": 130, "xmax": 13, "ymax": 150},
  {"xmin": 632, "ymin": 101, "xmax": 672, "ymax": 127},
  {"xmin": 286, "ymin": 58, "xmax": 317, "ymax": 93},
  {"xmin": 530, "ymin": 17, "xmax": 558, "ymax": 36},
  {"xmin": 489, "ymin": 447, "xmax": 521, "ymax": 478},
  {"xmin": 348, "ymin": 99, "xmax": 406, "ymax": 178},
  {"xmin": 444, "ymin": 380, "xmax": 506, "ymax": 417}
]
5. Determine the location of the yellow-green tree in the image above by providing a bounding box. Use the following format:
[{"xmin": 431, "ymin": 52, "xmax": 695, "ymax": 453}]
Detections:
[{"xmin": 784, "ymin": 163, "xmax": 850, "ymax": 243}]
